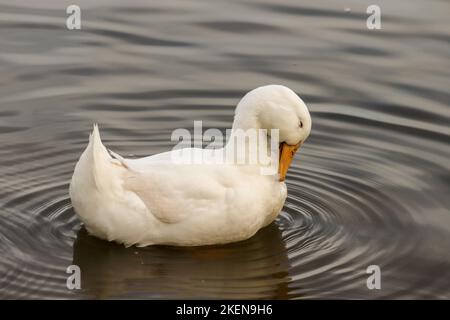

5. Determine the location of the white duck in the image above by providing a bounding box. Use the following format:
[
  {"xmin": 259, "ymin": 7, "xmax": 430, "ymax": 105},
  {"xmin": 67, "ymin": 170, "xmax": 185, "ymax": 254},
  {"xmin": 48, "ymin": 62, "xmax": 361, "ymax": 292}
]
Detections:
[{"xmin": 70, "ymin": 85, "xmax": 311, "ymax": 247}]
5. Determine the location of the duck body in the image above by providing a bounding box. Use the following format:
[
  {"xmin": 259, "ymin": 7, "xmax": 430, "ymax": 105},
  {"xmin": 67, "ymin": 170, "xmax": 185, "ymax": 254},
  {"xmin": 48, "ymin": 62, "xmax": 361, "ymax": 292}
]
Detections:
[{"xmin": 70, "ymin": 85, "xmax": 311, "ymax": 247}]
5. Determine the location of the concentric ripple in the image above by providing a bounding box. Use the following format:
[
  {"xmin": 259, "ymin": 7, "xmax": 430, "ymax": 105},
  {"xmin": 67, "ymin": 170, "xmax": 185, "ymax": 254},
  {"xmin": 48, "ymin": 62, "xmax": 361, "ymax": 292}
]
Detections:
[{"xmin": 1, "ymin": 0, "xmax": 450, "ymax": 299}]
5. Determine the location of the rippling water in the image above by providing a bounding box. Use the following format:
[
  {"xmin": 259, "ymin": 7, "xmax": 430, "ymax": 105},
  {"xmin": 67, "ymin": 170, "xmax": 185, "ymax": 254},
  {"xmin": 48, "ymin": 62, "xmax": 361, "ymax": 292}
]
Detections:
[{"xmin": 1, "ymin": 0, "xmax": 450, "ymax": 299}]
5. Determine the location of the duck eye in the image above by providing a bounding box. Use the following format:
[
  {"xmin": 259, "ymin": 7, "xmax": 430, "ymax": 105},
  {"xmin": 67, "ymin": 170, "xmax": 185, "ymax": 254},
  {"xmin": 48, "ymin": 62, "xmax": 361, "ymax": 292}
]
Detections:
[{"xmin": 299, "ymin": 121, "xmax": 303, "ymax": 128}]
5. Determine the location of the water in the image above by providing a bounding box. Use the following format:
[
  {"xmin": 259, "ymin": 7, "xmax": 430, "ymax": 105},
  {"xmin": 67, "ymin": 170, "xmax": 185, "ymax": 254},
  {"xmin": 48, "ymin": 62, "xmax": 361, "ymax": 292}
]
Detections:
[{"xmin": 0, "ymin": 0, "xmax": 449, "ymax": 299}]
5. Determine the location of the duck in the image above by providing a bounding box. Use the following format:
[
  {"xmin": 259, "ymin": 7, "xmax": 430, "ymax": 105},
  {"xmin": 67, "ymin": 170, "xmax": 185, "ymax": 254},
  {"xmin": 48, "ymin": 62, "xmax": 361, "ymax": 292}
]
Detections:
[{"xmin": 69, "ymin": 85, "xmax": 312, "ymax": 247}]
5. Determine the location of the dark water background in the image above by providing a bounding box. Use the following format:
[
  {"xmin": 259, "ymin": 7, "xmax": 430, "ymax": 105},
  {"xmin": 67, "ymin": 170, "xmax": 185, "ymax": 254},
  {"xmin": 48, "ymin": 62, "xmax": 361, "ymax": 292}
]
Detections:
[{"xmin": 0, "ymin": 0, "xmax": 449, "ymax": 299}]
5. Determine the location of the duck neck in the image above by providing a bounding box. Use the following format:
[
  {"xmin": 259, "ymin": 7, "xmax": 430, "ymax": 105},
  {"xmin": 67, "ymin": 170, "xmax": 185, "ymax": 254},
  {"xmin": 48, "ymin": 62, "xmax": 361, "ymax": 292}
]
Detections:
[{"xmin": 224, "ymin": 116, "xmax": 277, "ymax": 167}]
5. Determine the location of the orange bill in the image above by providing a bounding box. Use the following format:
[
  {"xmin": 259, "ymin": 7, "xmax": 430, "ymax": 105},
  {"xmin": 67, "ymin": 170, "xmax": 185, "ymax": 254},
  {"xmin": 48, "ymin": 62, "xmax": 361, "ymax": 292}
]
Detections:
[{"xmin": 278, "ymin": 142, "xmax": 301, "ymax": 181}]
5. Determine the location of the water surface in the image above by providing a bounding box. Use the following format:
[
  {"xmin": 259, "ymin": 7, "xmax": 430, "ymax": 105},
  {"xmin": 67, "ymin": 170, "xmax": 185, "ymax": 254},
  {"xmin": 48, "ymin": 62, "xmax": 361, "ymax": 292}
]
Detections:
[{"xmin": 0, "ymin": 0, "xmax": 450, "ymax": 299}]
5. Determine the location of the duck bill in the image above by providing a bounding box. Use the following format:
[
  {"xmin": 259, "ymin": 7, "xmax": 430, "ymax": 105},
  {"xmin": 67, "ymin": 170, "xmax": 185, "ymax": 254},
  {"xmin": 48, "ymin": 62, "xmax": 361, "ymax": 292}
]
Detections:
[{"xmin": 278, "ymin": 142, "xmax": 301, "ymax": 182}]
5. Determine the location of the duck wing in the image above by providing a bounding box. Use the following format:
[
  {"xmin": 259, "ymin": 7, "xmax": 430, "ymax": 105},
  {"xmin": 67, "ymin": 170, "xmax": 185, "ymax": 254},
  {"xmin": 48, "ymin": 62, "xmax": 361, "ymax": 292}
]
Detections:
[{"xmin": 122, "ymin": 163, "xmax": 233, "ymax": 224}]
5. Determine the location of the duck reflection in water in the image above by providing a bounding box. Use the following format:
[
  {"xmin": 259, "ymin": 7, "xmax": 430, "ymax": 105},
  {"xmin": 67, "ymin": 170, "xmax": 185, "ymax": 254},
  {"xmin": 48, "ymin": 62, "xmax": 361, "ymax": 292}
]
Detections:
[{"xmin": 72, "ymin": 223, "xmax": 290, "ymax": 299}]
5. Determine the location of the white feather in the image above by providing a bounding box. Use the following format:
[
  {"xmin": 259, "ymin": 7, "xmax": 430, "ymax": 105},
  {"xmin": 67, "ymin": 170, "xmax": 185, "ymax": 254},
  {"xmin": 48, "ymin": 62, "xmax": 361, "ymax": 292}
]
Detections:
[{"xmin": 69, "ymin": 85, "xmax": 311, "ymax": 246}]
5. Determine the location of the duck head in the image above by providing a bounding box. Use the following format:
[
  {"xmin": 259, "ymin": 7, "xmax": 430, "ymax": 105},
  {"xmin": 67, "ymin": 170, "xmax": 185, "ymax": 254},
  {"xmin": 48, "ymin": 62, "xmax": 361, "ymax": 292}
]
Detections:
[{"xmin": 232, "ymin": 85, "xmax": 312, "ymax": 181}]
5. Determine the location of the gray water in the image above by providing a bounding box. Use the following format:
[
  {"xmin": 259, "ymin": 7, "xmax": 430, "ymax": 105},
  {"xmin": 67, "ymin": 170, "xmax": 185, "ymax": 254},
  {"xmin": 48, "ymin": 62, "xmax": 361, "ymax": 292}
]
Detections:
[{"xmin": 1, "ymin": 0, "xmax": 450, "ymax": 299}]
